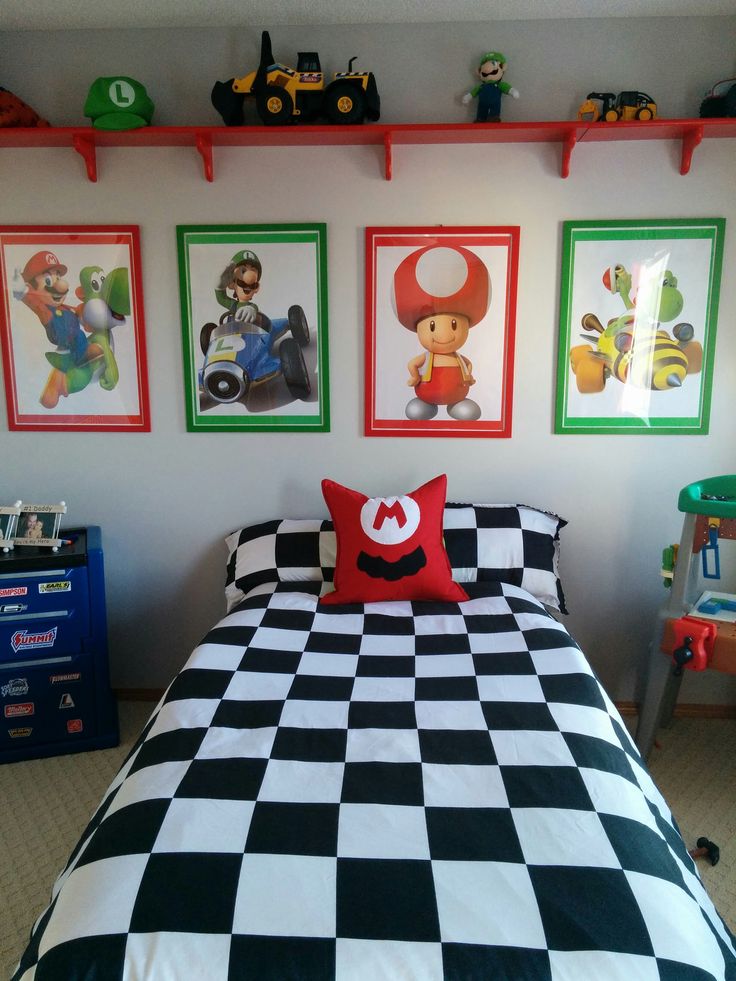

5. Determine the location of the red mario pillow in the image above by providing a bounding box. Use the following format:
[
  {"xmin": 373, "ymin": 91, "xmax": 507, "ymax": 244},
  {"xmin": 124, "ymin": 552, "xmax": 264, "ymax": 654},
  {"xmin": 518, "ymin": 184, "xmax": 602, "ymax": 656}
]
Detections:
[{"xmin": 320, "ymin": 474, "xmax": 468, "ymax": 605}]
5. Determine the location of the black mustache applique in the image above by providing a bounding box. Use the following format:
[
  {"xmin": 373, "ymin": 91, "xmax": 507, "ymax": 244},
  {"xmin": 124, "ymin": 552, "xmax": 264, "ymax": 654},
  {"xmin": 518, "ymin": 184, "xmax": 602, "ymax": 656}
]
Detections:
[{"xmin": 357, "ymin": 546, "xmax": 427, "ymax": 582}]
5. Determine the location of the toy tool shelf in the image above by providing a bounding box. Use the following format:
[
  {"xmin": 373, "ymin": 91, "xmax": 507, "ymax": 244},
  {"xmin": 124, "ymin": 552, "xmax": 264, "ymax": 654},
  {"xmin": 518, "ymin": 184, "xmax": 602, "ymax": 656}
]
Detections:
[{"xmin": 1, "ymin": 118, "xmax": 734, "ymax": 182}]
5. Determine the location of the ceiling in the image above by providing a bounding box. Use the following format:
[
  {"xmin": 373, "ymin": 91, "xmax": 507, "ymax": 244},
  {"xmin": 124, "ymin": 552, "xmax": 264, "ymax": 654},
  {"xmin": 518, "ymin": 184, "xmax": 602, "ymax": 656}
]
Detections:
[{"xmin": 2, "ymin": 0, "xmax": 734, "ymax": 30}]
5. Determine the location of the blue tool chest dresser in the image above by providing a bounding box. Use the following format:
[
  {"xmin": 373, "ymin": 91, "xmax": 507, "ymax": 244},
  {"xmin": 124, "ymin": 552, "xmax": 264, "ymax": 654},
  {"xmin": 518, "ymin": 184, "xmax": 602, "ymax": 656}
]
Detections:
[{"xmin": 0, "ymin": 526, "xmax": 119, "ymax": 763}]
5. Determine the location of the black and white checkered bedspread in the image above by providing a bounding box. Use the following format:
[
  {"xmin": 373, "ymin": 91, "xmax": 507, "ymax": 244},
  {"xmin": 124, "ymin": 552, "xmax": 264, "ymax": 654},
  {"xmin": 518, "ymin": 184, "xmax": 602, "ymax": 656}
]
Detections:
[{"xmin": 14, "ymin": 582, "xmax": 736, "ymax": 981}]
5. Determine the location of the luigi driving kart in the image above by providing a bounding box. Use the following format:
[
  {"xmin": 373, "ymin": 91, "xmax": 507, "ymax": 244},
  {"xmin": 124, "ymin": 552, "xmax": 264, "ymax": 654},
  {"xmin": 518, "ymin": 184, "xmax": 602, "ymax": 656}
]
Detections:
[{"xmin": 198, "ymin": 248, "xmax": 311, "ymax": 409}]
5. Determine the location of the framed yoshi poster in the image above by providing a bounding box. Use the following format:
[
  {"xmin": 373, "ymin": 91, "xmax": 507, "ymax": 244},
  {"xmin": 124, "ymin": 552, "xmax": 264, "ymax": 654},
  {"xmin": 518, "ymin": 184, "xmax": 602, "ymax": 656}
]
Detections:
[
  {"xmin": 177, "ymin": 223, "xmax": 329, "ymax": 433},
  {"xmin": 555, "ymin": 218, "xmax": 725, "ymax": 435},
  {"xmin": 0, "ymin": 226, "xmax": 150, "ymax": 432}
]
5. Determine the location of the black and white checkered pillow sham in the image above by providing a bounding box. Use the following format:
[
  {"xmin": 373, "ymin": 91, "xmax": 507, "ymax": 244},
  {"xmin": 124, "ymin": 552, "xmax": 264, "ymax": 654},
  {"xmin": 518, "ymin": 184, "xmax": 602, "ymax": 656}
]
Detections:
[
  {"xmin": 443, "ymin": 503, "xmax": 567, "ymax": 613},
  {"xmin": 225, "ymin": 519, "xmax": 337, "ymax": 613},
  {"xmin": 226, "ymin": 505, "xmax": 566, "ymax": 613}
]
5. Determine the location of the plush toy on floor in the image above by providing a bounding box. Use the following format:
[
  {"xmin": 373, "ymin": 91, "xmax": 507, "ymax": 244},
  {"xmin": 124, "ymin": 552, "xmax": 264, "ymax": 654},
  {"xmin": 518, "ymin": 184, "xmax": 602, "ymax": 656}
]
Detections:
[
  {"xmin": 462, "ymin": 52, "xmax": 519, "ymax": 122},
  {"xmin": 0, "ymin": 87, "xmax": 49, "ymax": 127}
]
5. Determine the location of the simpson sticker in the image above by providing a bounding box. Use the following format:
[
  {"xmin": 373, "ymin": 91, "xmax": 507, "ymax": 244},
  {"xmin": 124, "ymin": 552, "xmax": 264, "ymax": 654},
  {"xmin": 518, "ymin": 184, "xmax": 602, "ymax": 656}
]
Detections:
[
  {"xmin": 59, "ymin": 693, "xmax": 75, "ymax": 709},
  {"xmin": 1, "ymin": 678, "xmax": 29, "ymax": 698},
  {"xmin": 11, "ymin": 627, "xmax": 57, "ymax": 654},
  {"xmin": 8, "ymin": 727, "xmax": 32, "ymax": 738},
  {"xmin": 49, "ymin": 672, "xmax": 81, "ymax": 684},
  {"xmin": 4, "ymin": 702, "xmax": 34, "ymax": 718},
  {"xmin": 38, "ymin": 581, "xmax": 71, "ymax": 594},
  {"xmin": 0, "ymin": 587, "xmax": 28, "ymax": 598},
  {"xmin": 67, "ymin": 719, "xmax": 83, "ymax": 734}
]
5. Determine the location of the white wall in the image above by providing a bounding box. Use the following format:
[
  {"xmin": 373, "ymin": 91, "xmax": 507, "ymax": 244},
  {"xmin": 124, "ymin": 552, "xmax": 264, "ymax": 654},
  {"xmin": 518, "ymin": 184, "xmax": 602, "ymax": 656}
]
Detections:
[{"xmin": 1, "ymin": 17, "xmax": 735, "ymax": 706}]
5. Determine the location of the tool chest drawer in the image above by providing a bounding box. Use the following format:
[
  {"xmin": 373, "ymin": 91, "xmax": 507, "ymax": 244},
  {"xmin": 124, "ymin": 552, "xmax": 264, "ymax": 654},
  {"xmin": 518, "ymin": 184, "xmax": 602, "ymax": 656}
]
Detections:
[
  {"xmin": 1, "ymin": 652, "xmax": 99, "ymax": 751},
  {"xmin": 0, "ymin": 564, "xmax": 91, "ymax": 662},
  {"xmin": 0, "ymin": 527, "xmax": 119, "ymax": 763}
]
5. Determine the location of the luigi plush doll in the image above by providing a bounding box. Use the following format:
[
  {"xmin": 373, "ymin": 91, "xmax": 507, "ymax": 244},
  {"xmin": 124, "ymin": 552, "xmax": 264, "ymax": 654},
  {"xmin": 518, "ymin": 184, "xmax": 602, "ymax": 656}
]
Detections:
[
  {"xmin": 84, "ymin": 77, "xmax": 154, "ymax": 130},
  {"xmin": 462, "ymin": 52, "xmax": 519, "ymax": 122}
]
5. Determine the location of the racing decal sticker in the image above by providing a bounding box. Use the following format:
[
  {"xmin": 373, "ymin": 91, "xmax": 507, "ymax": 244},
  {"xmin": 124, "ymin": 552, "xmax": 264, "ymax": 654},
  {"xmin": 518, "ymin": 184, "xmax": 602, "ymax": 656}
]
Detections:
[
  {"xmin": 0, "ymin": 604, "xmax": 27, "ymax": 614},
  {"xmin": 4, "ymin": 702, "xmax": 34, "ymax": 718},
  {"xmin": 0, "ymin": 586, "xmax": 28, "ymax": 597},
  {"xmin": 67, "ymin": 719, "xmax": 83, "ymax": 734},
  {"xmin": 10, "ymin": 627, "xmax": 57, "ymax": 653},
  {"xmin": 1, "ymin": 678, "xmax": 29, "ymax": 698},
  {"xmin": 59, "ymin": 693, "xmax": 75, "ymax": 709},
  {"xmin": 49, "ymin": 672, "xmax": 81, "ymax": 684},
  {"xmin": 8, "ymin": 727, "xmax": 32, "ymax": 738},
  {"xmin": 38, "ymin": 580, "xmax": 71, "ymax": 594}
]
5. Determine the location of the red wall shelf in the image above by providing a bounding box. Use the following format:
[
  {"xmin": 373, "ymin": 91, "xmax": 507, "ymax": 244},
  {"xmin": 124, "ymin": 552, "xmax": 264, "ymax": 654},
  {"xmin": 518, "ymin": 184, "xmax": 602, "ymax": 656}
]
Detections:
[{"xmin": 0, "ymin": 118, "xmax": 733, "ymax": 182}]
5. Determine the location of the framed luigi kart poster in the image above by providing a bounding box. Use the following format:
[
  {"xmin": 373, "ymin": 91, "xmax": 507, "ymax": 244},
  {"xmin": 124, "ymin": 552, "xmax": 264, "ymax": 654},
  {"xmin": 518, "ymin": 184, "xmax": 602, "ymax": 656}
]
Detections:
[
  {"xmin": 177, "ymin": 223, "xmax": 329, "ymax": 433},
  {"xmin": 555, "ymin": 218, "xmax": 725, "ymax": 435}
]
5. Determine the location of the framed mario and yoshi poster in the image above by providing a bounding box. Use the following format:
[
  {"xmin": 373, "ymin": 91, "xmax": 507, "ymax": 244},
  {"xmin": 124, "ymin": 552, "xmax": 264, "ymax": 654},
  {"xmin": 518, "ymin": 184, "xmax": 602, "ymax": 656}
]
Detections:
[
  {"xmin": 0, "ymin": 225, "xmax": 150, "ymax": 432},
  {"xmin": 0, "ymin": 226, "xmax": 150, "ymax": 432},
  {"xmin": 177, "ymin": 223, "xmax": 329, "ymax": 433},
  {"xmin": 365, "ymin": 226, "xmax": 519, "ymax": 438}
]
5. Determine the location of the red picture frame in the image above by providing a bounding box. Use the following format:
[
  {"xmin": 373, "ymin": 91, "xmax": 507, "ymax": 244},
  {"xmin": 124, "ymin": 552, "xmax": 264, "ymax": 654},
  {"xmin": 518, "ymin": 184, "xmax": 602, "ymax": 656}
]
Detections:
[
  {"xmin": 0, "ymin": 225, "xmax": 150, "ymax": 432},
  {"xmin": 365, "ymin": 226, "xmax": 519, "ymax": 438}
]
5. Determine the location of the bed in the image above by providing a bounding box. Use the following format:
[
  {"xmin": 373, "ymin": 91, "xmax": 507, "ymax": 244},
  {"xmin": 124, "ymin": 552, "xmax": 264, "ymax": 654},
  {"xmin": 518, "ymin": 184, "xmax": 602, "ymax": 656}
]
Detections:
[{"xmin": 12, "ymin": 498, "xmax": 736, "ymax": 981}]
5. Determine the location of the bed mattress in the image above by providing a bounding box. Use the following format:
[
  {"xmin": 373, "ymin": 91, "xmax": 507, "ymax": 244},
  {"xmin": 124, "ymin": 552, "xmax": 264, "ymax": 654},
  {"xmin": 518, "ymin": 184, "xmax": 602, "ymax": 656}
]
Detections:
[{"xmin": 13, "ymin": 580, "xmax": 736, "ymax": 980}]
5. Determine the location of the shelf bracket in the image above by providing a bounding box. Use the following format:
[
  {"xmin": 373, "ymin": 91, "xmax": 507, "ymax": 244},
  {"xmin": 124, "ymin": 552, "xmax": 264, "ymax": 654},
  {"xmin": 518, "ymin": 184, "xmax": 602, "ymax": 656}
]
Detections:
[
  {"xmin": 383, "ymin": 131, "xmax": 393, "ymax": 181},
  {"xmin": 196, "ymin": 132, "xmax": 214, "ymax": 182},
  {"xmin": 680, "ymin": 125, "xmax": 703, "ymax": 175},
  {"xmin": 73, "ymin": 134, "xmax": 97, "ymax": 182},
  {"xmin": 561, "ymin": 129, "xmax": 578, "ymax": 179}
]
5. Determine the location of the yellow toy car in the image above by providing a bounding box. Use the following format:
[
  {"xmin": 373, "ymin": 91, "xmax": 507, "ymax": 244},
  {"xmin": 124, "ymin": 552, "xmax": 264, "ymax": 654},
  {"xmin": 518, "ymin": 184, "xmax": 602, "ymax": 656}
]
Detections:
[
  {"xmin": 212, "ymin": 31, "xmax": 380, "ymax": 127},
  {"xmin": 577, "ymin": 90, "xmax": 656, "ymax": 123}
]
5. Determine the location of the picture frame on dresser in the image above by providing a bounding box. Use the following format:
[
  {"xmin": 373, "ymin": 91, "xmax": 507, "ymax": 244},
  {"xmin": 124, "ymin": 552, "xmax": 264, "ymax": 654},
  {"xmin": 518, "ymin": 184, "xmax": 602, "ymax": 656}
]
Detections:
[
  {"xmin": 0, "ymin": 225, "xmax": 150, "ymax": 432},
  {"xmin": 365, "ymin": 226, "xmax": 519, "ymax": 438},
  {"xmin": 554, "ymin": 217, "xmax": 725, "ymax": 435},
  {"xmin": 13, "ymin": 503, "xmax": 66, "ymax": 548},
  {"xmin": 0, "ymin": 502, "xmax": 22, "ymax": 552},
  {"xmin": 177, "ymin": 223, "xmax": 330, "ymax": 433}
]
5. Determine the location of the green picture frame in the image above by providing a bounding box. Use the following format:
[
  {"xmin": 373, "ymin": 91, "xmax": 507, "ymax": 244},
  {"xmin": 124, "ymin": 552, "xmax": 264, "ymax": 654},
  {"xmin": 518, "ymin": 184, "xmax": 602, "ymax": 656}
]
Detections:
[
  {"xmin": 177, "ymin": 223, "xmax": 329, "ymax": 432},
  {"xmin": 554, "ymin": 218, "xmax": 725, "ymax": 435}
]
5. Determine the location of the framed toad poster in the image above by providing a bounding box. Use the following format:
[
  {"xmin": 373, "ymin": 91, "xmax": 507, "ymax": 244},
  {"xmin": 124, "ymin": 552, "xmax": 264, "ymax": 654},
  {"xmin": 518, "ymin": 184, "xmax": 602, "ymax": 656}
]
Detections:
[{"xmin": 365, "ymin": 226, "xmax": 519, "ymax": 438}]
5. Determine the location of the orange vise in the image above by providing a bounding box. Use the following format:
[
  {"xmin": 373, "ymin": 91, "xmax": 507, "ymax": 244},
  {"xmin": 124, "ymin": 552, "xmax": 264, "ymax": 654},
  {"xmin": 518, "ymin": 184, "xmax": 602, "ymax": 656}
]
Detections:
[{"xmin": 661, "ymin": 616, "xmax": 718, "ymax": 673}]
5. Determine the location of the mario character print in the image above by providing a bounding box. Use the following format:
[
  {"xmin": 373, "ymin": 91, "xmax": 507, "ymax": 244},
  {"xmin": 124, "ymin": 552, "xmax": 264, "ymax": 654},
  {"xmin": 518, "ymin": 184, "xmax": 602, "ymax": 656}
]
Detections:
[
  {"xmin": 394, "ymin": 244, "xmax": 490, "ymax": 422},
  {"xmin": 0, "ymin": 226, "xmax": 150, "ymax": 432},
  {"xmin": 321, "ymin": 474, "xmax": 467, "ymax": 605},
  {"xmin": 365, "ymin": 227, "xmax": 519, "ymax": 438},
  {"xmin": 177, "ymin": 223, "xmax": 329, "ymax": 433},
  {"xmin": 555, "ymin": 218, "xmax": 725, "ymax": 435}
]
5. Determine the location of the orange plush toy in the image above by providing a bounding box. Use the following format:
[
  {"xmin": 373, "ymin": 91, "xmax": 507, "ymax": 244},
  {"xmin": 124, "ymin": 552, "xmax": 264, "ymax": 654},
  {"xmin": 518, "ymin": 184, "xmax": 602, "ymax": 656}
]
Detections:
[{"xmin": 0, "ymin": 87, "xmax": 50, "ymax": 127}]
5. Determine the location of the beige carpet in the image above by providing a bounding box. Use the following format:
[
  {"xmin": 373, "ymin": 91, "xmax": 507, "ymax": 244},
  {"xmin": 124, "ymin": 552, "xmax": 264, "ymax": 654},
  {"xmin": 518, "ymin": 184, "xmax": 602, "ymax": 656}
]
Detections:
[{"xmin": 1, "ymin": 705, "xmax": 734, "ymax": 978}]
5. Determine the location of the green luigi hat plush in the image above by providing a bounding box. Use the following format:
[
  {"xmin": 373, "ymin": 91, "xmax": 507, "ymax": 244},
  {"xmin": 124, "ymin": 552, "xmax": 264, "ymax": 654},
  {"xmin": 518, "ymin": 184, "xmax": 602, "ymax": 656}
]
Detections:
[{"xmin": 84, "ymin": 77, "xmax": 154, "ymax": 130}]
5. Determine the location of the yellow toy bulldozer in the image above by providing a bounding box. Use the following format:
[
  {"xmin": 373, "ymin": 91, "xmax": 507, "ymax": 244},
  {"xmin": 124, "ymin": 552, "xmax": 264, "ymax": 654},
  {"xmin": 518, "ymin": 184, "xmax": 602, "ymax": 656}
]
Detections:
[{"xmin": 212, "ymin": 31, "xmax": 380, "ymax": 126}]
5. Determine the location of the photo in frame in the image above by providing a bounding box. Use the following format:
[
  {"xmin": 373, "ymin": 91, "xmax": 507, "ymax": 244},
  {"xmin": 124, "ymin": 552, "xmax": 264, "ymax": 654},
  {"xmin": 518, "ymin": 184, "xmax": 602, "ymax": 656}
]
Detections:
[
  {"xmin": 365, "ymin": 226, "xmax": 519, "ymax": 437},
  {"xmin": 0, "ymin": 226, "xmax": 150, "ymax": 432},
  {"xmin": 0, "ymin": 502, "xmax": 22, "ymax": 552},
  {"xmin": 14, "ymin": 502, "xmax": 67, "ymax": 549},
  {"xmin": 555, "ymin": 218, "xmax": 725, "ymax": 435},
  {"xmin": 177, "ymin": 223, "xmax": 329, "ymax": 432}
]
